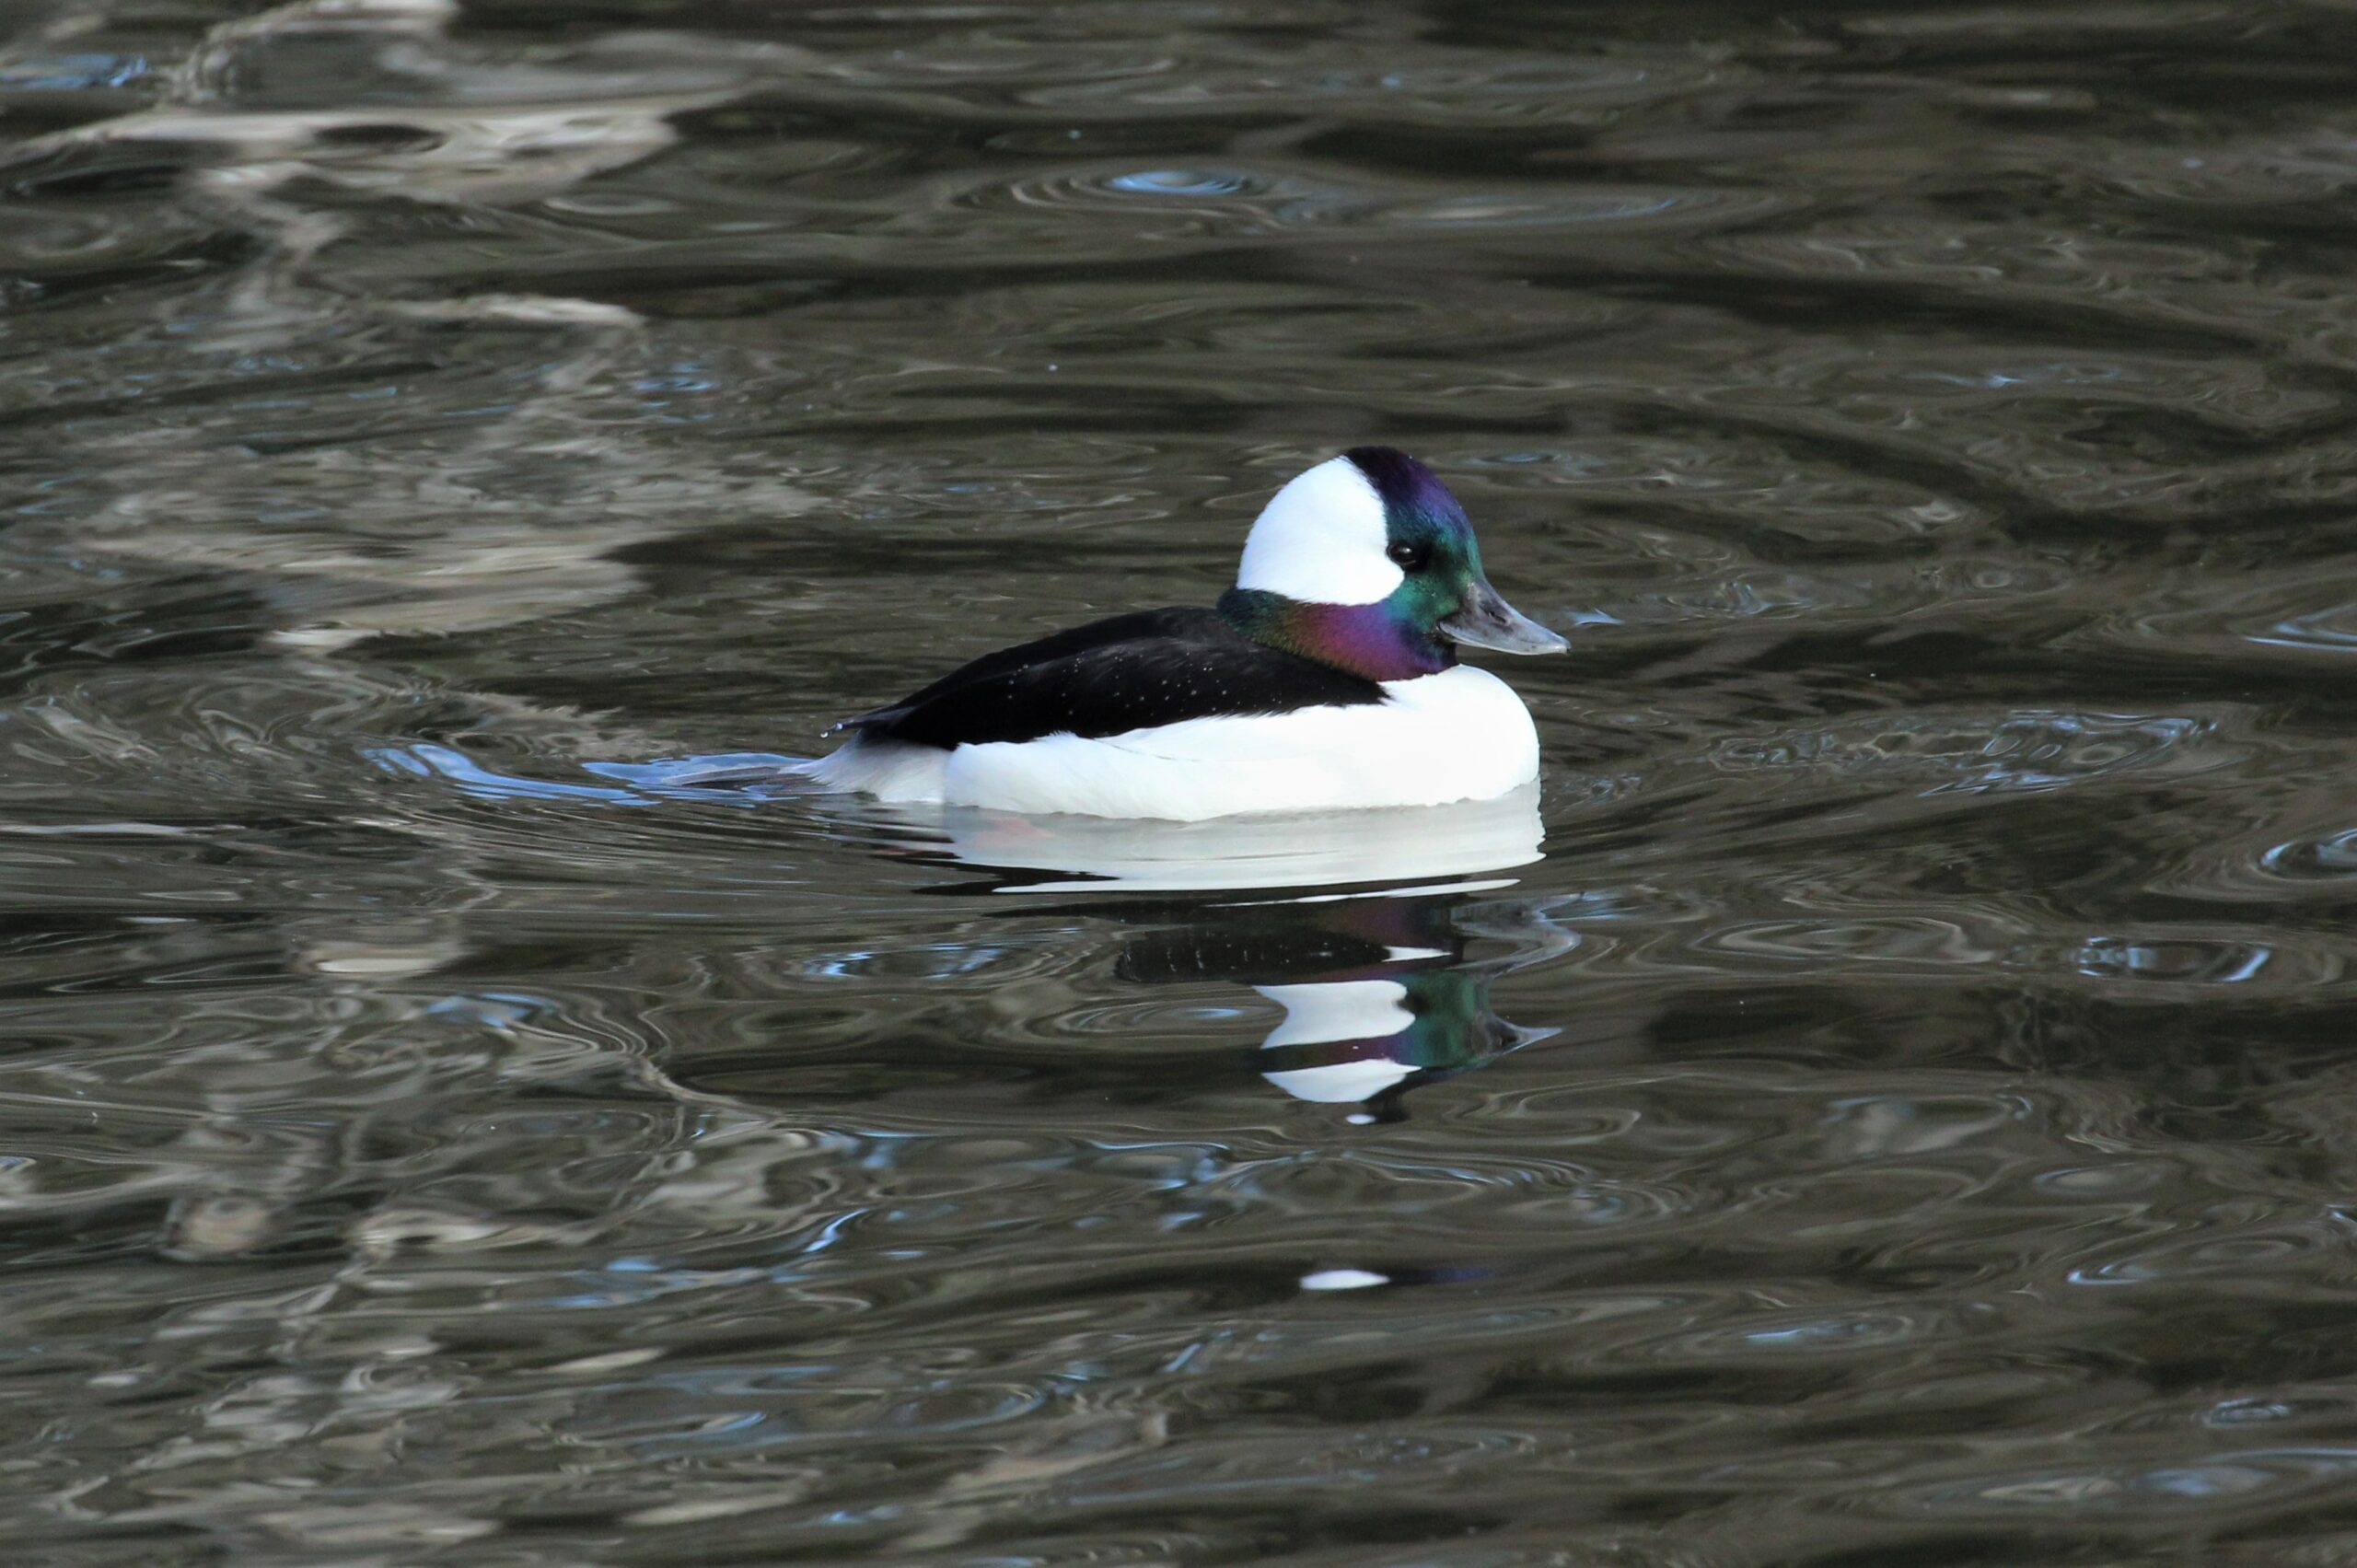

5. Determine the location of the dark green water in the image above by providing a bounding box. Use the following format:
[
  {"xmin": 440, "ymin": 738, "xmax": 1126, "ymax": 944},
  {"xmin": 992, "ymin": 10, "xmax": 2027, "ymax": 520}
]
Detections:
[{"xmin": 8, "ymin": 1, "xmax": 2357, "ymax": 1562}]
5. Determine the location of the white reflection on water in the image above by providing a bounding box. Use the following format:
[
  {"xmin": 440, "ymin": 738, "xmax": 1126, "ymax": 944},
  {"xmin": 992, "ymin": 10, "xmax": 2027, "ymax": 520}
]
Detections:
[{"xmin": 913, "ymin": 784, "xmax": 1546, "ymax": 894}]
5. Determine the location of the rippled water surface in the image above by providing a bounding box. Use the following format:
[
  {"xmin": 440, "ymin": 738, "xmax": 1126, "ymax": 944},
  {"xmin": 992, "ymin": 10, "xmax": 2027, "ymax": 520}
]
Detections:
[{"xmin": 11, "ymin": 0, "xmax": 2357, "ymax": 1562}]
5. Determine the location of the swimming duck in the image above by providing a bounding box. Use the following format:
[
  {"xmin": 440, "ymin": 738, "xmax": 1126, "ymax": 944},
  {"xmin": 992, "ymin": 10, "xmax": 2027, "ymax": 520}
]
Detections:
[{"xmin": 807, "ymin": 446, "xmax": 1565, "ymax": 820}]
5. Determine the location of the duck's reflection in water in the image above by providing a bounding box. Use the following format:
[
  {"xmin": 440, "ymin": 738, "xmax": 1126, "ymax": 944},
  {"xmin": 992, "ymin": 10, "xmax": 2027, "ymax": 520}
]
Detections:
[
  {"xmin": 1114, "ymin": 887, "xmax": 1572, "ymax": 1121},
  {"xmin": 379, "ymin": 749, "xmax": 1578, "ymax": 1117},
  {"xmin": 854, "ymin": 784, "xmax": 1575, "ymax": 1120}
]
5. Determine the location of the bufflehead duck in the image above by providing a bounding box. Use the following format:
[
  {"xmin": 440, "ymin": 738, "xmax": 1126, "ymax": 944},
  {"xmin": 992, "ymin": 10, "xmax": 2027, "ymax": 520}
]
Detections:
[{"xmin": 807, "ymin": 446, "xmax": 1565, "ymax": 820}]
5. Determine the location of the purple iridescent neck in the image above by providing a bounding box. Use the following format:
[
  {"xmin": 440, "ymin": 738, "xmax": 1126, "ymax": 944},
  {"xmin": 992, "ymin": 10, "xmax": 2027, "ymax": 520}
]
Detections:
[{"xmin": 1218, "ymin": 587, "xmax": 1454, "ymax": 682}]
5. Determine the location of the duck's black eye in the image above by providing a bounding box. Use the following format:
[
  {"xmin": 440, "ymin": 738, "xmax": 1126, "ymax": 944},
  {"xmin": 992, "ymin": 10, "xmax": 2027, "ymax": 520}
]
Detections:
[{"xmin": 1387, "ymin": 540, "xmax": 1428, "ymax": 571}]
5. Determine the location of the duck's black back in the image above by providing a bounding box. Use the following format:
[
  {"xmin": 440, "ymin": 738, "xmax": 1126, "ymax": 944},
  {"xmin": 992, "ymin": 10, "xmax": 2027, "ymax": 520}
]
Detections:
[{"xmin": 833, "ymin": 608, "xmax": 1384, "ymax": 749}]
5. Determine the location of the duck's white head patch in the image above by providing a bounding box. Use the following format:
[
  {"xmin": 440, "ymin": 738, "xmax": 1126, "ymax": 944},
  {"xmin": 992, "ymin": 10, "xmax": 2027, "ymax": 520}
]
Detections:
[{"xmin": 1233, "ymin": 454, "xmax": 1403, "ymax": 606}]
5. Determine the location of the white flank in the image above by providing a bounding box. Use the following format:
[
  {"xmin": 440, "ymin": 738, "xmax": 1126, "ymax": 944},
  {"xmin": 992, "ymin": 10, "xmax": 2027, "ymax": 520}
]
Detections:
[{"xmin": 1232, "ymin": 456, "xmax": 1401, "ymax": 605}]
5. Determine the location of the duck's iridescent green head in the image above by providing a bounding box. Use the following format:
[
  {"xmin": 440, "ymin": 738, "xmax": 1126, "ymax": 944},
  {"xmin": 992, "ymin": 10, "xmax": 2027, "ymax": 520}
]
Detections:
[{"xmin": 1217, "ymin": 446, "xmax": 1566, "ymax": 682}]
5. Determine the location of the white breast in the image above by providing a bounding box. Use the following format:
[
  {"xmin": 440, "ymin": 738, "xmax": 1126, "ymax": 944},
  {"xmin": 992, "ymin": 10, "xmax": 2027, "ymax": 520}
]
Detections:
[{"xmin": 809, "ymin": 666, "xmax": 1541, "ymax": 820}]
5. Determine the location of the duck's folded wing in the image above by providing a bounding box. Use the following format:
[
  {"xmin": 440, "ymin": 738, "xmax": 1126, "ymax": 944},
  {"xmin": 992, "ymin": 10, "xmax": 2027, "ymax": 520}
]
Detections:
[{"xmin": 834, "ymin": 608, "xmax": 1381, "ymax": 749}]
